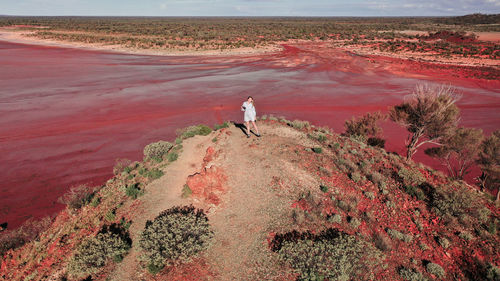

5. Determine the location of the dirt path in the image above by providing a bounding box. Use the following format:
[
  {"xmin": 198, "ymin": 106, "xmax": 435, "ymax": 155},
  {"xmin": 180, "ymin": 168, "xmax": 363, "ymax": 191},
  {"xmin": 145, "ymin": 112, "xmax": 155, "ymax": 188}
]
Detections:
[
  {"xmin": 111, "ymin": 123, "xmax": 317, "ymax": 280},
  {"xmin": 110, "ymin": 134, "xmax": 212, "ymax": 281}
]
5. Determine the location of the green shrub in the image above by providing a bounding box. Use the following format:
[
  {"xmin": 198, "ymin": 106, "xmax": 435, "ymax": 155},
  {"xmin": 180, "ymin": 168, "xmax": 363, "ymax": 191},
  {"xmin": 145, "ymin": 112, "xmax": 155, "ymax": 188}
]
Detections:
[
  {"xmin": 309, "ymin": 132, "xmax": 327, "ymax": 143},
  {"xmin": 90, "ymin": 196, "xmax": 101, "ymax": 207},
  {"xmin": 146, "ymin": 168, "xmax": 164, "ymax": 180},
  {"xmin": 68, "ymin": 225, "xmax": 131, "ymax": 278},
  {"xmin": 290, "ymin": 119, "xmax": 310, "ymax": 130},
  {"xmin": 328, "ymin": 214, "xmax": 342, "ymax": 224},
  {"xmin": 320, "ymin": 185, "xmax": 329, "ymax": 193},
  {"xmin": 485, "ymin": 263, "xmax": 500, "ymax": 281},
  {"xmin": 214, "ymin": 121, "xmax": 230, "ymax": 130},
  {"xmin": 312, "ymin": 147, "xmax": 323, "ymax": 154},
  {"xmin": 398, "ymin": 267, "xmax": 427, "ymax": 281},
  {"xmin": 105, "ymin": 210, "xmax": 116, "ymax": 222},
  {"xmin": 125, "ymin": 183, "xmax": 144, "ymax": 199},
  {"xmin": 143, "ymin": 141, "xmax": 173, "ymax": 161},
  {"xmin": 364, "ymin": 191, "xmax": 375, "ymax": 200},
  {"xmin": 458, "ymin": 231, "xmax": 473, "ymax": 241},
  {"xmin": 349, "ymin": 217, "xmax": 361, "ymax": 229},
  {"xmin": 167, "ymin": 152, "xmax": 178, "ymax": 162},
  {"xmin": 398, "ymin": 168, "xmax": 426, "ymax": 186},
  {"xmin": 438, "ymin": 236, "xmax": 450, "ymax": 249},
  {"xmin": 139, "ymin": 205, "xmax": 213, "ymax": 273},
  {"xmin": 350, "ymin": 171, "xmax": 362, "ymax": 183},
  {"xmin": 182, "ymin": 184, "xmax": 192, "ymax": 198},
  {"xmin": 387, "ymin": 229, "xmax": 413, "ymax": 243},
  {"xmin": 431, "ymin": 184, "xmax": 490, "ymax": 226},
  {"xmin": 271, "ymin": 229, "xmax": 383, "ymax": 280},
  {"xmin": 404, "ymin": 185, "xmax": 426, "ymax": 201},
  {"xmin": 58, "ymin": 185, "xmax": 96, "ymax": 210},
  {"xmin": 177, "ymin": 125, "xmax": 212, "ymax": 139},
  {"xmin": 426, "ymin": 262, "xmax": 445, "ymax": 278},
  {"xmin": 212, "ymin": 137, "xmax": 218, "ymax": 143}
]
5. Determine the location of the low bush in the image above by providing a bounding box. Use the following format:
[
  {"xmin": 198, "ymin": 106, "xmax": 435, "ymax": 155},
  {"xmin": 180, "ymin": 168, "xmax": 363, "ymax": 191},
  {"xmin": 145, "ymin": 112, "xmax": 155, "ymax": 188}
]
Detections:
[
  {"xmin": 309, "ymin": 132, "xmax": 327, "ymax": 143},
  {"xmin": 0, "ymin": 217, "xmax": 52, "ymax": 256},
  {"xmin": 312, "ymin": 147, "xmax": 323, "ymax": 154},
  {"xmin": 398, "ymin": 168, "xmax": 426, "ymax": 186},
  {"xmin": 387, "ymin": 228, "xmax": 413, "ymax": 243},
  {"xmin": 167, "ymin": 152, "xmax": 178, "ymax": 162},
  {"xmin": 328, "ymin": 214, "xmax": 342, "ymax": 224},
  {"xmin": 113, "ymin": 158, "xmax": 133, "ymax": 175},
  {"xmin": 143, "ymin": 141, "xmax": 173, "ymax": 161},
  {"xmin": 426, "ymin": 262, "xmax": 445, "ymax": 278},
  {"xmin": 350, "ymin": 171, "xmax": 362, "ymax": 183},
  {"xmin": 145, "ymin": 168, "xmax": 164, "ymax": 180},
  {"xmin": 124, "ymin": 183, "xmax": 144, "ymax": 199},
  {"xmin": 290, "ymin": 119, "xmax": 310, "ymax": 130},
  {"xmin": 485, "ymin": 263, "xmax": 500, "ymax": 281},
  {"xmin": 139, "ymin": 205, "xmax": 213, "ymax": 273},
  {"xmin": 68, "ymin": 224, "xmax": 131, "ymax": 278},
  {"xmin": 182, "ymin": 184, "xmax": 192, "ymax": 198},
  {"xmin": 367, "ymin": 137, "xmax": 386, "ymax": 148},
  {"xmin": 270, "ymin": 228, "xmax": 383, "ymax": 280},
  {"xmin": 58, "ymin": 184, "xmax": 96, "ymax": 210},
  {"xmin": 319, "ymin": 185, "xmax": 329, "ymax": 193},
  {"xmin": 177, "ymin": 125, "xmax": 212, "ymax": 140},
  {"xmin": 349, "ymin": 217, "xmax": 361, "ymax": 229},
  {"xmin": 437, "ymin": 236, "xmax": 450, "ymax": 249},
  {"xmin": 398, "ymin": 267, "xmax": 427, "ymax": 281},
  {"xmin": 431, "ymin": 184, "xmax": 490, "ymax": 227},
  {"xmin": 214, "ymin": 121, "xmax": 230, "ymax": 130}
]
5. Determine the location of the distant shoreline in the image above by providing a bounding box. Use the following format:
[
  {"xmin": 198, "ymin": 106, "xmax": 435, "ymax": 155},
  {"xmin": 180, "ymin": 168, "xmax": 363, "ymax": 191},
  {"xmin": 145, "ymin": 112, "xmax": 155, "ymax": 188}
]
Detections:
[
  {"xmin": 1, "ymin": 28, "xmax": 498, "ymax": 69},
  {"xmin": 0, "ymin": 29, "xmax": 283, "ymax": 57}
]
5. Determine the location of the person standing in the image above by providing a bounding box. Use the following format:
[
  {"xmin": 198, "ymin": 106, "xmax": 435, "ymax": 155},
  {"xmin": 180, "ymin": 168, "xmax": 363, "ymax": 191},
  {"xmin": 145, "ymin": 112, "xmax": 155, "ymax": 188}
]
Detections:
[{"xmin": 241, "ymin": 96, "xmax": 261, "ymax": 138}]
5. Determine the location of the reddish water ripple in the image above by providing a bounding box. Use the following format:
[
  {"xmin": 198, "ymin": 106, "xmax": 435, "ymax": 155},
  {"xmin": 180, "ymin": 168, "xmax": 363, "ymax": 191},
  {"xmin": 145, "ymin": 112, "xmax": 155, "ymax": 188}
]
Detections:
[{"xmin": 0, "ymin": 40, "xmax": 499, "ymax": 228}]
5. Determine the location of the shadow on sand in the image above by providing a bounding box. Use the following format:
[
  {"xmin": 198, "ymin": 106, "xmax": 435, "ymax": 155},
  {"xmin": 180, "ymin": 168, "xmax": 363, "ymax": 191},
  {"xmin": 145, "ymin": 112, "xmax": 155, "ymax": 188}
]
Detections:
[{"xmin": 231, "ymin": 121, "xmax": 259, "ymax": 137}]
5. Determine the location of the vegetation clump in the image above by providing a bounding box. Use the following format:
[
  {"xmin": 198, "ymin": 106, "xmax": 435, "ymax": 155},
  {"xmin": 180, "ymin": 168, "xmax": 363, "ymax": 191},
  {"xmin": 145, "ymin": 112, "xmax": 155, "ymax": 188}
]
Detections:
[
  {"xmin": 139, "ymin": 205, "xmax": 213, "ymax": 274},
  {"xmin": 476, "ymin": 130, "xmax": 500, "ymax": 201},
  {"xmin": 398, "ymin": 267, "xmax": 427, "ymax": 281},
  {"xmin": 344, "ymin": 112, "xmax": 386, "ymax": 148},
  {"xmin": 177, "ymin": 124, "xmax": 212, "ymax": 140},
  {"xmin": 290, "ymin": 119, "xmax": 311, "ymax": 130},
  {"xmin": 426, "ymin": 262, "xmax": 445, "ymax": 278},
  {"xmin": 58, "ymin": 184, "xmax": 97, "ymax": 210},
  {"xmin": 270, "ymin": 228, "xmax": 383, "ymax": 280},
  {"xmin": 431, "ymin": 184, "xmax": 490, "ymax": 227},
  {"xmin": 124, "ymin": 183, "xmax": 144, "ymax": 199},
  {"xmin": 143, "ymin": 140, "xmax": 173, "ymax": 161},
  {"xmin": 68, "ymin": 224, "xmax": 131, "ymax": 278}
]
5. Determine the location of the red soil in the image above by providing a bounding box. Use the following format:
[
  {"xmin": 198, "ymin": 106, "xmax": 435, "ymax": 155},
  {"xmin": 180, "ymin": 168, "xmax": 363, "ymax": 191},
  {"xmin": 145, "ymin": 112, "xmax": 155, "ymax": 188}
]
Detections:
[
  {"xmin": 186, "ymin": 146, "xmax": 227, "ymax": 205},
  {"xmin": 0, "ymin": 40, "xmax": 499, "ymax": 229}
]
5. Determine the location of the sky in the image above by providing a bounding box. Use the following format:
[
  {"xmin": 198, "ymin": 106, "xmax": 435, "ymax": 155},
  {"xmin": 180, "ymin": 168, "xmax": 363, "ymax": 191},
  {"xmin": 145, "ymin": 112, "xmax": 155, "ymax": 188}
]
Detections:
[{"xmin": 0, "ymin": 0, "xmax": 499, "ymax": 17}]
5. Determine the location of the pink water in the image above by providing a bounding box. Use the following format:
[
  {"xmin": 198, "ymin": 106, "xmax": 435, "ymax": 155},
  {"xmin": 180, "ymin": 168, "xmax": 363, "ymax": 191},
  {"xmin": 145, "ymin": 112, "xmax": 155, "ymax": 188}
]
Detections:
[{"xmin": 1, "ymin": 41, "xmax": 499, "ymax": 229}]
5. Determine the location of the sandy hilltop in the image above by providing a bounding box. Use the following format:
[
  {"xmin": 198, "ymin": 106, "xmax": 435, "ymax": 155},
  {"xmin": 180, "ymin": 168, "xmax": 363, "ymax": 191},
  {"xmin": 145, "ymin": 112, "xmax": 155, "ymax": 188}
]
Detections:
[{"xmin": 1, "ymin": 119, "xmax": 499, "ymax": 280}]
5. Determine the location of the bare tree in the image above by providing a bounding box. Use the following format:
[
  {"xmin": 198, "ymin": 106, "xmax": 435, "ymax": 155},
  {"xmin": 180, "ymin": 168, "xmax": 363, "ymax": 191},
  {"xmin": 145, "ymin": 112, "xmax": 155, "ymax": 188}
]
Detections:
[
  {"xmin": 389, "ymin": 84, "xmax": 460, "ymax": 160},
  {"xmin": 477, "ymin": 130, "xmax": 500, "ymax": 201},
  {"xmin": 425, "ymin": 127, "xmax": 483, "ymax": 179},
  {"xmin": 344, "ymin": 112, "xmax": 386, "ymax": 148}
]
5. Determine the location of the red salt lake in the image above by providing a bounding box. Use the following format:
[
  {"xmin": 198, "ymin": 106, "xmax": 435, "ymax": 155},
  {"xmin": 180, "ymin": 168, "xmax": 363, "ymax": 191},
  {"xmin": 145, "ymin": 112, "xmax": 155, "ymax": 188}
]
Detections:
[{"xmin": 0, "ymin": 40, "xmax": 499, "ymax": 229}]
